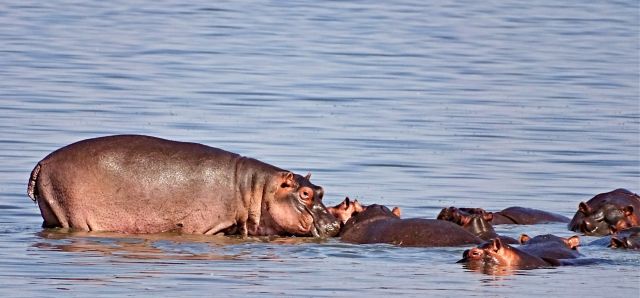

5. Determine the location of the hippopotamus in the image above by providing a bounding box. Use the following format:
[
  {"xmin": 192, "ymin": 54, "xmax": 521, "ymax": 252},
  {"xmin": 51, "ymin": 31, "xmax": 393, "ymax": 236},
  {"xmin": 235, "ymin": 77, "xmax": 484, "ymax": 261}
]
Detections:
[
  {"xmin": 568, "ymin": 188, "xmax": 640, "ymax": 236},
  {"xmin": 458, "ymin": 238, "xmax": 558, "ymax": 270},
  {"xmin": 518, "ymin": 234, "xmax": 581, "ymax": 259},
  {"xmin": 327, "ymin": 197, "xmax": 401, "ymax": 226},
  {"xmin": 327, "ymin": 197, "xmax": 366, "ymax": 226},
  {"xmin": 452, "ymin": 206, "xmax": 570, "ymax": 225},
  {"xmin": 27, "ymin": 135, "xmax": 340, "ymax": 237},
  {"xmin": 436, "ymin": 207, "xmax": 518, "ymax": 244},
  {"xmin": 588, "ymin": 227, "xmax": 640, "ymax": 249},
  {"xmin": 340, "ymin": 204, "xmax": 482, "ymax": 247}
]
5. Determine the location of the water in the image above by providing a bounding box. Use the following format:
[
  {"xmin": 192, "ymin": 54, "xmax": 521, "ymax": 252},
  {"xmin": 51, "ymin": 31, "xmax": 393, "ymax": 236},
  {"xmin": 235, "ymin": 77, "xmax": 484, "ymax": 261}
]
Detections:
[{"xmin": 1, "ymin": 0, "xmax": 638, "ymax": 296}]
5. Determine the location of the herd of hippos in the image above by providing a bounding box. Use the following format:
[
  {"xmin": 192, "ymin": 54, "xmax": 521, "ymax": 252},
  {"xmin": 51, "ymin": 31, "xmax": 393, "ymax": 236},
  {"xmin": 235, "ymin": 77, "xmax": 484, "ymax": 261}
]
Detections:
[{"xmin": 27, "ymin": 135, "xmax": 639, "ymax": 273}]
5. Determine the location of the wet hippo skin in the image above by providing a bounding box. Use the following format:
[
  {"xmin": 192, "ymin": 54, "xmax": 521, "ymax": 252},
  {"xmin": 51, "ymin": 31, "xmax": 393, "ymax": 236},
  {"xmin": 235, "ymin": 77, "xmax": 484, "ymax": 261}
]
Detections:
[
  {"xmin": 340, "ymin": 204, "xmax": 482, "ymax": 247},
  {"xmin": 27, "ymin": 135, "xmax": 340, "ymax": 237},
  {"xmin": 569, "ymin": 188, "xmax": 640, "ymax": 236}
]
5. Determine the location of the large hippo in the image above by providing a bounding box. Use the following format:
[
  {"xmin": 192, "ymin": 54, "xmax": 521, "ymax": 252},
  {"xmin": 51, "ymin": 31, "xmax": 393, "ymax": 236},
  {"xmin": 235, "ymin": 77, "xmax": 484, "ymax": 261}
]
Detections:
[
  {"xmin": 437, "ymin": 207, "xmax": 518, "ymax": 244},
  {"xmin": 340, "ymin": 204, "xmax": 482, "ymax": 247},
  {"xmin": 27, "ymin": 135, "xmax": 340, "ymax": 237},
  {"xmin": 453, "ymin": 206, "xmax": 569, "ymax": 225},
  {"xmin": 568, "ymin": 188, "xmax": 640, "ymax": 236}
]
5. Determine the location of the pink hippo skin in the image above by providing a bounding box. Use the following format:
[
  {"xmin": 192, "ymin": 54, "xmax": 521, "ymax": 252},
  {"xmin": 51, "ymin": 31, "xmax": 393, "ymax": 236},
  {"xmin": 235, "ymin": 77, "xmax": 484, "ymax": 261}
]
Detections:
[{"xmin": 27, "ymin": 135, "xmax": 339, "ymax": 237}]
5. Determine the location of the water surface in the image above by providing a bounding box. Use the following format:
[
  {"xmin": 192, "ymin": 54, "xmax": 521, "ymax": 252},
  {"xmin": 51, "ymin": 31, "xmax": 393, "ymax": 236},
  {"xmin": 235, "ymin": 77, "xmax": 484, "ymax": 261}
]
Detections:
[{"xmin": 0, "ymin": 0, "xmax": 638, "ymax": 296}]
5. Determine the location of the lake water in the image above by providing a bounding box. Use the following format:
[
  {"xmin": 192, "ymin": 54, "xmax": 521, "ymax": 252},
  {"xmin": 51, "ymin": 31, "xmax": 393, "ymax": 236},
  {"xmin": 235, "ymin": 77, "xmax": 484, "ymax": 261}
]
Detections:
[{"xmin": 1, "ymin": 0, "xmax": 638, "ymax": 296}]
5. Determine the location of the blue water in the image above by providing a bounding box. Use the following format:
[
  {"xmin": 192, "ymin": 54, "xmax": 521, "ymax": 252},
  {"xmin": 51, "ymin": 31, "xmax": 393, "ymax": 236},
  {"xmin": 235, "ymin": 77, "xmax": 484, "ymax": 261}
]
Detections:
[{"xmin": 1, "ymin": 0, "xmax": 638, "ymax": 296}]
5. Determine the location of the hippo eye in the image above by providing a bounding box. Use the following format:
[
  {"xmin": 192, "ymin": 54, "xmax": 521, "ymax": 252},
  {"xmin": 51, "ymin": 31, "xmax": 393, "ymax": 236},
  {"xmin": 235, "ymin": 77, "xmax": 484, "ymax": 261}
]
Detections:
[{"xmin": 298, "ymin": 187, "xmax": 314, "ymax": 204}]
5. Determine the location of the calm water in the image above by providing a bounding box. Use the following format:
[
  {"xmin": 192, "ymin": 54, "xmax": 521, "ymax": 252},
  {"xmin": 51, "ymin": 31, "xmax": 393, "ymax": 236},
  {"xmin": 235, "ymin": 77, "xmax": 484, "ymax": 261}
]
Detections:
[{"xmin": 1, "ymin": 0, "xmax": 638, "ymax": 296}]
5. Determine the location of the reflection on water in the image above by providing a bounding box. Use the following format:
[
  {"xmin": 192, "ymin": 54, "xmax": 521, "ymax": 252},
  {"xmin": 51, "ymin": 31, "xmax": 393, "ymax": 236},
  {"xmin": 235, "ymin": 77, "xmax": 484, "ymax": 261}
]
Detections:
[{"xmin": 1, "ymin": 0, "xmax": 638, "ymax": 296}]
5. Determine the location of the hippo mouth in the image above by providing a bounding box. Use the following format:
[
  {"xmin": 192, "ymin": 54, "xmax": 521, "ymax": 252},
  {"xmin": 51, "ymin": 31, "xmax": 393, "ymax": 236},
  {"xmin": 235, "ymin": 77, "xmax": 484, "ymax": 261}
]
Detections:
[{"xmin": 305, "ymin": 204, "xmax": 340, "ymax": 238}]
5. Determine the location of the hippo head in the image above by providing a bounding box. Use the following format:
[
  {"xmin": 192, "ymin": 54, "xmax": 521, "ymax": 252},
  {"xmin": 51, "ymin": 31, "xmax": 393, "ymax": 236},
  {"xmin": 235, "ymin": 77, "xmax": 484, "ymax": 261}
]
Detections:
[
  {"xmin": 327, "ymin": 197, "xmax": 366, "ymax": 226},
  {"xmin": 578, "ymin": 203, "xmax": 638, "ymax": 236},
  {"xmin": 458, "ymin": 238, "xmax": 512, "ymax": 267},
  {"xmin": 264, "ymin": 172, "xmax": 339, "ymax": 237},
  {"xmin": 609, "ymin": 228, "xmax": 640, "ymax": 249},
  {"xmin": 438, "ymin": 207, "xmax": 495, "ymax": 238}
]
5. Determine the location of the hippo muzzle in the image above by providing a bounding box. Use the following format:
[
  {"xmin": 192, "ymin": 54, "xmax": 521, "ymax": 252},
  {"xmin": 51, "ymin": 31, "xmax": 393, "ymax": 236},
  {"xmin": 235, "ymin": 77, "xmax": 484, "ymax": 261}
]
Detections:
[{"xmin": 306, "ymin": 188, "xmax": 340, "ymax": 237}]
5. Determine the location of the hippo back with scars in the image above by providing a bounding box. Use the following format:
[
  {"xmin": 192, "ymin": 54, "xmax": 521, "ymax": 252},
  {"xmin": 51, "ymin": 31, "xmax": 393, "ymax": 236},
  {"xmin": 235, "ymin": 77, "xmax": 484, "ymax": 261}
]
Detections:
[
  {"xmin": 341, "ymin": 205, "xmax": 482, "ymax": 247},
  {"xmin": 27, "ymin": 135, "xmax": 339, "ymax": 237}
]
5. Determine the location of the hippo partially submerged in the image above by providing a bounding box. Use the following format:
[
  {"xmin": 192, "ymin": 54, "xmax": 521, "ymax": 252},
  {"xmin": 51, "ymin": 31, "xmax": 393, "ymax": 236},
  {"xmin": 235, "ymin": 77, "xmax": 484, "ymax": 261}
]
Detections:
[
  {"xmin": 458, "ymin": 234, "xmax": 581, "ymax": 272},
  {"xmin": 441, "ymin": 206, "xmax": 570, "ymax": 225},
  {"xmin": 339, "ymin": 204, "xmax": 482, "ymax": 247},
  {"xmin": 437, "ymin": 206, "xmax": 518, "ymax": 244},
  {"xmin": 568, "ymin": 188, "xmax": 640, "ymax": 236},
  {"xmin": 27, "ymin": 135, "xmax": 339, "ymax": 237}
]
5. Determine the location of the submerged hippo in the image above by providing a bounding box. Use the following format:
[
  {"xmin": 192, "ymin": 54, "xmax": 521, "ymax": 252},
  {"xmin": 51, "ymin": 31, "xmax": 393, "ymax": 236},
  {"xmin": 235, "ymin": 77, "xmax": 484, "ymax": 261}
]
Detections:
[
  {"xmin": 458, "ymin": 238, "xmax": 559, "ymax": 271},
  {"xmin": 588, "ymin": 227, "xmax": 640, "ymax": 250},
  {"xmin": 568, "ymin": 188, "xmax": 640, "ymax": 236},
  {"xmin": 451, "ymin": 206, "xmax": 569, "ymax": 225},
  {"xmin": 518, "ymin": 234, "xmax": 581, "ymax": 259},
  {"xmin": 437, "ymin": 207, "xmax": 518, "ymax": 244},
  {"xmin": 27, "ymin": 135, "xmax": 340, "ymax": 237},
  {"xmin": 340, "ymin": 204, "xmax": 482, "ymax": 247}
]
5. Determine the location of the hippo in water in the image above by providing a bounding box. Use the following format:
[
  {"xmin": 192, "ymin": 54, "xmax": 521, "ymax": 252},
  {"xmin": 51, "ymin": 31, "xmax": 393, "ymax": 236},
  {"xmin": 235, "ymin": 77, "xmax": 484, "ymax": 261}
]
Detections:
[
  {"xmin": 339, "ymin": 204, "xmax": 482, "ymax": 247},
  {"xmin": 447, "ymin": 206, "xmax": 569, "ymax": 225},
  {"xmin": 518, "ymin": 233, "xmax": 581, "ymax": 259},
  {"xmin": 326, "ymin": 197, "xmax": 400, "ymax": 227},
  {"xmin": 458, "ymin": 238, "xmax": 559, "ymax": 272},
  {"xmin": 458, "ymin": 233, "xmax": 581, "ymax": 272},
  {"xmin": 437, "ymin": 207, "xmax": 518, "ymax": 244},
  {"xmin": 587, "ymin": 227, "xmax": 640, "ymax": 250},
  {"xmin": 27, "ymin": 135, "xmax": 340, "ymax": 237},
  {"xmin": 568, "ymin": 189, "xmax": 640, "ymax": 236}
]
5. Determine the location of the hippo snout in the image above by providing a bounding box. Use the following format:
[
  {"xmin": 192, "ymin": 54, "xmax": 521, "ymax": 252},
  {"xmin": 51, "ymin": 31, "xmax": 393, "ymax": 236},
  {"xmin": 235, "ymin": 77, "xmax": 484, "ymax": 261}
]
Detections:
[{"xmin": 309, "ymin": 202, "xmax": 340, "ymax": 237}]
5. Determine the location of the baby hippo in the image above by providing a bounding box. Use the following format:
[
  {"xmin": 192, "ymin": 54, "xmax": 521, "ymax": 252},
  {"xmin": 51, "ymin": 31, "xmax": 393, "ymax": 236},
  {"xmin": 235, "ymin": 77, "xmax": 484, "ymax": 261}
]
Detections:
[
  {"xmin": 327, "ymin": 197, "xmax": 400, "ymax": 226},
  {"xmin": 340, "ymin": 204, "xmax": 482, "ymax": 247},
  {"xmin": 437, "ymin": 207, "xmax": 518, "ymax": 244}
]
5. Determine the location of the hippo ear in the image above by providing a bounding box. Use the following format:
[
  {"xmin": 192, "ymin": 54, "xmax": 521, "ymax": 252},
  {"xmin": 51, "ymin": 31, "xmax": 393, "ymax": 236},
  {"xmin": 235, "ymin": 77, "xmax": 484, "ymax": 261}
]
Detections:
[
  {"xmin": 343, "ymin": 197, "xmax": 351, "ymax": 210},
  {"xmin": 279, "ymin": 172, "xmax": 295, "ymax": 188},
  {"xmin": 305, "ymin": 172, "xmax": 312, "ymax": 181},
  {"xmin": 519, "ymin": 234, "xmax": 531, "ymax": 244},
  {"xmin": 609, "ymin": 237, "xmax": 625, "ymax": 248},
  {"xmin": 392, "ymin": 207, "xmax": 402, "ymax": 218},
  {"xmin": 578, "ymin": 202, "xmax": 592, "ymax": 215},
  {"xmin": 566, "ymin": 235, "xmax": 580, "ymax": 249}
]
